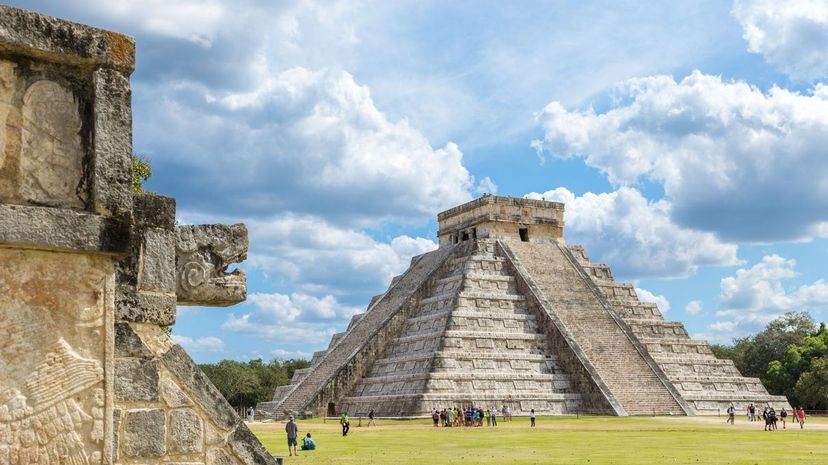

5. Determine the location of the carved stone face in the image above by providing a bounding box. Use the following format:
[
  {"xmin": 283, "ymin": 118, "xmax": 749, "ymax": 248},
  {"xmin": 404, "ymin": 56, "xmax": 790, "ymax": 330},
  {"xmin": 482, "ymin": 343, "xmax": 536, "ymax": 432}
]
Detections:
[{"xmin": 176, "ymin": 223, "xmax": 248, "ymax": 306}]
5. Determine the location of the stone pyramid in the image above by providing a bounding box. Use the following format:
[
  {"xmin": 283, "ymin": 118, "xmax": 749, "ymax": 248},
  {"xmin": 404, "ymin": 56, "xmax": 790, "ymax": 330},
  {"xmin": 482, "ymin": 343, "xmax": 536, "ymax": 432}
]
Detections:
[{"xmin": 257, "ymin": 196, "xmax": 788, "ymax": 418}]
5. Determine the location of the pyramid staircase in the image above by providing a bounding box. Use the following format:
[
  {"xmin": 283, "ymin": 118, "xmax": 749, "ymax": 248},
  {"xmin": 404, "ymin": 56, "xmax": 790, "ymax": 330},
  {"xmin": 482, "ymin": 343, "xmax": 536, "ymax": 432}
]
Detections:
[{"xmin": 339, "ymin": 239, "xmax": 586, "ymax": 415}]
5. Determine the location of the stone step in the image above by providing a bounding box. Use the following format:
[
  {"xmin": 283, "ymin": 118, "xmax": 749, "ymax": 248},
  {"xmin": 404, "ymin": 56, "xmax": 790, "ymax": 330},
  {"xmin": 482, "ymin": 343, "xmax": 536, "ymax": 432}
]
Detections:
[{"xmin": 626, "ymin": 319, "xmax": 689, "ymax": 338}]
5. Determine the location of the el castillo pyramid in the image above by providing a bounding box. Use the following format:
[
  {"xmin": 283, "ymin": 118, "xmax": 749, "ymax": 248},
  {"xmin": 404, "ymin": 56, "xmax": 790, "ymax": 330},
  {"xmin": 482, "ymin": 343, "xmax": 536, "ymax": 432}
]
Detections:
[{"xmin": 257, "ymin": 196, "xmax": 788, "ymax": 418}]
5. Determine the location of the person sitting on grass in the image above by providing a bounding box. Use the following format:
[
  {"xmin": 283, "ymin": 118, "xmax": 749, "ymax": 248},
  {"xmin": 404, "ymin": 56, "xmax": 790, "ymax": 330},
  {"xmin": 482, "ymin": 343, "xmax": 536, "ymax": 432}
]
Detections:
[{"xmin": 301, "ymin": 433, "xmax": 316, "ymax": 450}]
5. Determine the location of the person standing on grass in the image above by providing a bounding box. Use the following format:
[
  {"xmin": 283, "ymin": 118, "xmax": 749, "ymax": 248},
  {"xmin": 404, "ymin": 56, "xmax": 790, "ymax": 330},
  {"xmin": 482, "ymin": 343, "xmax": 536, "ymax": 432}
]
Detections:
[
  {"xmin": 726, "ymin": 404, "xmax": 735, "ymax": 424},
  {"xmin": 285, "ymin": 416, "xmax": 299, "ymax": 457},
  {"xmin": 530, "ymin": 409, "xmax": 536, "ymax": 427},
  {"xmin": 485, "ymin": 408, "xmax": 491, "ymax": 426},
  {"xmin": 798, "ymin": 408, "xmax": 806, "ymax": 429},
  {"xmin": 341, "ymin": 411, "xmax": 350, "ymax": 436},
  {"xmin": 491, "ymin": 406, "xmax": 497, "ymax": 427},
  {"xmin": 779, "ymin": 408, "xmax": 787, "ymax": 429},
  {"xmin": 368, "ymin": 409, "xmax": 376, "ymax": 427}
]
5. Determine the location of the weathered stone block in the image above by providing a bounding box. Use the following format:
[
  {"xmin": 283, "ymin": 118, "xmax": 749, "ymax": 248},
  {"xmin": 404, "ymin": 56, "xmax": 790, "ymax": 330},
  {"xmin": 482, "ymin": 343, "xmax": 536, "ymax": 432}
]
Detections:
[
  {"xmin": 162, "ymin": 377, "xmax": 193, "ymax": 408},
  {"xmin": 169, "ymin": 408, "xmax": 203, "ymax": 454},
  {"xmin": 0, "ymin": 5, "xmax": 135, "ymax": 72},
  {"xmin": 208, "ymin": 448, "xmax": 242, "ymax": 465},
  {"xmin": 116, "ymin": 292, "xmax": 177, "ymax": 325},
  {"xmin": 92, "ymin": 67, "xmax": 132, "ymax": 217},
  {"xmin": 123, "ymin": 409, "xmax": 166, "ymax": 457},
  {"xmin": 113, "ymin": 408, "xmax": 122, "ymax": 462},
  {"xmin": 230, "ymin": 423, "xmax": 277, "ymax": 465},
  {"xmin": 134, "ymin": 193, "xmax": 176, "ymax": 230},
  {"xmin": 161, "ymin": 345, "xmax": 238, "ymax": 429},
  {"xmin": 115, "ymin": 358, "xmax": 159, "ymax": 401},
  {"xmin": 115, "ymin": 321, "xmax": 152, "ymax": 358},
  {"xmin": 141, "ymin": 228, "xmax": 176, "ymax": 292},
  {"xmin": 0, "ymin": 204, "xmax": 130, "ymax": 254}
]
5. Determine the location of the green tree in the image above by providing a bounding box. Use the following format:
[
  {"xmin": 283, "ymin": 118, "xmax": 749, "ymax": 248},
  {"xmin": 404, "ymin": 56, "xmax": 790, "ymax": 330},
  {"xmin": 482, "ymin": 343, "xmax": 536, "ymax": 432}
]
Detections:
[
  {"xmin": 131, "ymin": 154, "xmax": 152, "ymax": 193},
  {"xmin": 198, "ymin": 358, "xmax": 311, "ymax": 409},
  {"xmin": 793, "ymin": 356, "xmax": 828, "ymax": 409}
]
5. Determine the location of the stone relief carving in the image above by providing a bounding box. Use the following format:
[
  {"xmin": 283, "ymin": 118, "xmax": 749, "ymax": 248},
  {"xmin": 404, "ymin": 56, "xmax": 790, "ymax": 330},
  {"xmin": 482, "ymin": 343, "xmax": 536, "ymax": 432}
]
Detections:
[
  {"xmin": 0, "ymin": 250, "xmax": 112, "ymax": 465},
  {"xmin": 176, "ymin": 224, "xmax": 248, "ymax": 306},
  {"xmin": 21, "ymin": 79, "xmax": 84, "ymax": 208},
  {"xmin": 0, "ymin": 59, "xmax": 85, "ymax": 209}
]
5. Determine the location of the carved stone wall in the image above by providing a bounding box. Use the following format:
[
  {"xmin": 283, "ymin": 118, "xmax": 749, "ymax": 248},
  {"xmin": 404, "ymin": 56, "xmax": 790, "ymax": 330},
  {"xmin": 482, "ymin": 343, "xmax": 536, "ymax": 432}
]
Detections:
[
  {"xmin": 113, "ymin": 193, "xmax": 271, "ymax": 465},
  {"xmin": 0, "ymin": 5, "xmax": 273, "ymax": 465},
  {"xmin": 0, "ymin": 250, "xmax": 114, "ymax": 465}
]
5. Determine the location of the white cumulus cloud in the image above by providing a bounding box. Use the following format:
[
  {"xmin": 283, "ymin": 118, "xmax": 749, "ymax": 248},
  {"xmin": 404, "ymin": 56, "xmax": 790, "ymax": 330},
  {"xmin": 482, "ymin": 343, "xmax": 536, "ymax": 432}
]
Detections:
[
  {"xmin": 732, "ymin": 0, "xmax": 828, "ymax": 81},
  {"xmin": 242, "ymin": 214, "xmax": 438, "ymax": 296},
  {"xmin": 141, "ymin": 67, "xmax": 474, "ymax": 226},
  {"xmin": 707, "ymin": 254, "xmax": 828, "ymax": 339},
  {"xmin": 635, "ymin": 287, "xmax": 671, "ymax": 313},
  {"xmin": 525, "ymin": 187, "xmax": 739, "ymax": 279},
  {"xmin": 223, "ymin": 291, "xmax": 362, "ymax": 345},
  {"xmin": 685, "ymin": 300, "xmax": 704, "ymax": 316},
  {"xmin": 171, "ymin": 335, "xmax": 226, "ymax": 353},
  {"xmin": 534, "ymin": 71, "xmax": 828, "ymax": 242}
]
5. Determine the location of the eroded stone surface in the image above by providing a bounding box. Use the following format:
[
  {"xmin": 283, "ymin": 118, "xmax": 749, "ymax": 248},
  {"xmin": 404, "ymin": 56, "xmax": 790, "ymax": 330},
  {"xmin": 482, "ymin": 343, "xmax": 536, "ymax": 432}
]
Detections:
[
  {"xmin": 114, "ymin": 358, "xmax": 159, "ymax": 402},
  {"xmin": 0, "ymin": 59, "xmax": 86, "ymax": 209},
  {"xmin": 169, "ymin": 408, "xmax": 203, "ymax": 454},
  {"xmin": 20, "ymin": 79, "xmax": 84, "ymax": 207},
  {"xmin": 161, "ymin": 377, "xmax": 193, "ymax": 408},
  {"xmin": 0, "ymin": 248, "xmax": 112, "ymax": 464},
  {"xmin": 123, "ymin": 408, "xmax": 166, "ymax": 457}
]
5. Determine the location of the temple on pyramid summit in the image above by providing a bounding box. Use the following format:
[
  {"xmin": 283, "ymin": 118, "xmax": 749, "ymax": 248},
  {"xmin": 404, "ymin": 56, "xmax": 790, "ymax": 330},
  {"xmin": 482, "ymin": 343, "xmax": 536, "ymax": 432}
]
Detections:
[{"xmin": 257, "ymin": 196, "xmax": 788, "ymax": 418}]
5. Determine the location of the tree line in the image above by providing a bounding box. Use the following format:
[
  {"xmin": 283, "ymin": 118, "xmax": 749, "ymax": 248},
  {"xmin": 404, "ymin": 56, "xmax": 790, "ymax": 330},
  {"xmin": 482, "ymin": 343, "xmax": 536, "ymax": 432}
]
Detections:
[
  {"xmin": 198, "ymin": 358, "xmax": 310, "ymax": 409},
  {"xmin": 711, "ymin": 311, "xmax": 828, "ymax": 410}
]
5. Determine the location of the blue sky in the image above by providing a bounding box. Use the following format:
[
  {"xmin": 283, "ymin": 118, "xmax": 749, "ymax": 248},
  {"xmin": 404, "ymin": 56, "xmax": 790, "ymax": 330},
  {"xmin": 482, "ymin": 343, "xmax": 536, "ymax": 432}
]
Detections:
[{"xmin": 18, "ymin": 0, "xmax": 828, "ymax": 362}]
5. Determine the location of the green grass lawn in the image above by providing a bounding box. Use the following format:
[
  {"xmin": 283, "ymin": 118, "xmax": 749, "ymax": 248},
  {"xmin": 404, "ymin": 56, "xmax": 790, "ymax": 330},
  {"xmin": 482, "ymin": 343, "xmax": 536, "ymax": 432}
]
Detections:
[{"xmin": 249, "ymin": 416, "xmax": 828, "ymax": 465}]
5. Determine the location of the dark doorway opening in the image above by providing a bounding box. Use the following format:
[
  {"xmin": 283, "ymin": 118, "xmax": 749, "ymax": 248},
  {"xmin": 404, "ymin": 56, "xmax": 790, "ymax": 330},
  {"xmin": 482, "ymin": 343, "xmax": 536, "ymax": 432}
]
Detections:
[
  {"xmin": 472, "ymin": 228, "xmax": 477, "ymax": 239},
  {"xmin": 461, "ymin": 231, "xmax": 469, "ymax": 241},
  {"xmin": 519, "ymin": 228, "xmax": 529, "ymax": 242},
  {"xmin": 327, "ymin": 402, "xmax": 336, "ymax": 417}
]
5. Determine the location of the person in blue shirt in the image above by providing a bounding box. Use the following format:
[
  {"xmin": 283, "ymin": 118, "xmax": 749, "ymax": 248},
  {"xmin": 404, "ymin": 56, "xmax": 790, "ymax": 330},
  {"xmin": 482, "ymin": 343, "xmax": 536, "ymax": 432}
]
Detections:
[{"xmin": 301, "ymin": 433, "xmax": 317, "ymax": 450}]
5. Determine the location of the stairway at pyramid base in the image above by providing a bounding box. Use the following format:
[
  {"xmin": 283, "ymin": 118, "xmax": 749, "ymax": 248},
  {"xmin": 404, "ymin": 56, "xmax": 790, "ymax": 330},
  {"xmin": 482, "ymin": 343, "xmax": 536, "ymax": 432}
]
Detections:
[{"xmin": 257, "ymin": 196, "xmax": 789, "ymax": 418}]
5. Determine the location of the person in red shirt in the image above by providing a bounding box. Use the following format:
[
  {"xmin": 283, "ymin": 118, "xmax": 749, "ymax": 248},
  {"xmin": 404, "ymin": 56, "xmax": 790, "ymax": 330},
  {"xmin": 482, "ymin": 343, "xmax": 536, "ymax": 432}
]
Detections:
[{"xmin": 797, "ymin": 408, "xmax": 806, "ymax": 429}]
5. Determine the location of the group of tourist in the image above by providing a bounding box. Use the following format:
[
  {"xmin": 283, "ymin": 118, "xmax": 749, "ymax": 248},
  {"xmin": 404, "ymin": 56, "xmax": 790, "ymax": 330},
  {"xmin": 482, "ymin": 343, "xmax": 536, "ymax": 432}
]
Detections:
[
  {"xmin": 284, "ymin": 416, "xmax": 316, "ymax": 457},
  {"xmin": 430, "ymin": 405, "xmax": 516, "ymax": 427},
  {"xmin": 725, "ymin": 404, "xmax": 807, "ymax": 430}
]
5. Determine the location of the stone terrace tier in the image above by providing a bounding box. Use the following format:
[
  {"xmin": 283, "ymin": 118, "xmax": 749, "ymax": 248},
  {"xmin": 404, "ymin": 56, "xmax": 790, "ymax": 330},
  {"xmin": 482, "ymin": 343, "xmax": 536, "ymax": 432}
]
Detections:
[{"xmin": 570, "ymin": 245, "xmax": 789, "ymax": 414}]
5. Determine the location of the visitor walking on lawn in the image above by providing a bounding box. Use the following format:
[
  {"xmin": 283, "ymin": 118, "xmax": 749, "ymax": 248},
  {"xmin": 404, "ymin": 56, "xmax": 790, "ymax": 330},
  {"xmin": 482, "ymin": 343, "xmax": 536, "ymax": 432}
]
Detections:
[
  {"xmin": 285, "ymin": 416, "xmax": 299, "ymax": 457},
  {"xmin": 797, "ymin": 408, "xmax": 806, "ymax": 429},
  {"xmin": 726, "ymin": 404, "xmax": 735, "ymax": 424},
  {"xmin": 780, "ymin": 408, "xmax": 787, "ymax": 429},
  {"xmin": 341, "ymin": 411, "xmax": 350, "ymax": 436},
  {"xmin": 368, "ymin": 409, "xmax": 376, "ymax": 427},
  {"xmin": 491, "ymin": 406, "xmax": 498, "ymax": 426},
  {"xmin": 530, "ymin": 409, "xmax": 536, "ymax": 427}
]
